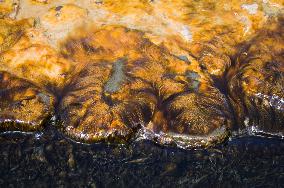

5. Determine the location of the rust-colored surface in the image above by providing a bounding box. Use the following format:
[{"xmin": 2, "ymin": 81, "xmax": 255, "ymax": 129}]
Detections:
[
  {"xmin": 58, "ymin": 26, "xmax": 233, "ymax": 145},
  {"xmin": 0, "ymin": 71, "xmax": 54, "ymax": 131},
  {"xmin": 0, "ymin": 0, "xmax": 283, "ymax": 147},
  {"xmin": 228, "ymin": 18, "xmax": 284, "ymax": 134}
]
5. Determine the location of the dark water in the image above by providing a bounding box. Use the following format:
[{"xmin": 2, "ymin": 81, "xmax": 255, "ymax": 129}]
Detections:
[{"xmin": 0, "ymin": 125, "xmax": 283, "ymax": 188}]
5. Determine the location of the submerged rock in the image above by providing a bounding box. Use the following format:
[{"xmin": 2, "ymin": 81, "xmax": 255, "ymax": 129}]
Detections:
[{"xmin": 0, "ymin": 71, "xmax": 54, "ymax": 131}]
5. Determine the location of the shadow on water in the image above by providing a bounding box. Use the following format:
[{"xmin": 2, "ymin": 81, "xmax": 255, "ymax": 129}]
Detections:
[{"xmin": 0, "ymin": 124, "xmax": 283, "ymax": 188}]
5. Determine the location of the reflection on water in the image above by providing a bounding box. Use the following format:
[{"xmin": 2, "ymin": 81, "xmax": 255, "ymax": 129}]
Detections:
[{"xmin": 0, "ymin": 126, "xmax": 283, "ymax": 187}]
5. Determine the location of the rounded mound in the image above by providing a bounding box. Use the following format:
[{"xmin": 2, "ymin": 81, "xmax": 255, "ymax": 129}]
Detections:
[
  {"xmin": 228, "ymin": 19, "xmax": 284, "ymax": 135},
  {"xmin": 58, "ymin": 26, "xmax": 233, "ymax": 147},
  {"xmin": 0, "ymin": 71, "xmax": 54, "ymax": 131}
]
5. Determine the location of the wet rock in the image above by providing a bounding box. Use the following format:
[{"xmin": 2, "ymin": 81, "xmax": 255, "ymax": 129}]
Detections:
[
  {"xmin": 58, "ymin": 26, "xmax": 233, "ymax": 147},
  {"xmin": 58, "ymin": 31, "xmax": 153, "ymax": 142},
  {"xmin": 191, "ymin": 39, "xmax": 233, "ymax": 79},
  {"xmin": 228, "ymin": 17, "xmax": 284, "ymax": 135},
  {"xmin": 0, "ymin": 71, "xmax": 54, "ymax": 131},
  {"xmin": 0, "ymin": 24, "xmax": 72, "ymax": 89},
  {"xmin": 0, "ymin": 0, "xmax": 282, "ymax": 148}
]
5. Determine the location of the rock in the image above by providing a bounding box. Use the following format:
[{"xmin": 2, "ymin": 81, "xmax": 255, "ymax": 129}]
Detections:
[
  {"xmin": 228, "ymin": 17, "xmax": 284, "ymax": 135},
  {"xmin": 0, "ymin": 0, "xmax": 282, "ymax": 148},
  {"xmin": 0, "ymin": 71, "xmax": 54, "ymax": 131},
  {"xmin": 0, "ymin": 19, "xmax": 72, "ymax": 89},
  {"xmin": 40, "ymin": 4, "xmax": 89, "ymax": 47},
  {"xmin": 58, "ymin": 26, "xmax": 233, "ymax": 147}
]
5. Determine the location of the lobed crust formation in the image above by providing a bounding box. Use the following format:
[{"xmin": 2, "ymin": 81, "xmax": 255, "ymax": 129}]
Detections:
[
  {"xmin": 58, "ymin": 26, "xmax": 233, "ymax": 145},
  {"xmin": 228, "ymin": 18, "xmax": 284, "ymax": 134},
  {"xmin": 0, "ymin": 1, "xmax": 283, "ymax": 148},
  {"xmin": 0, "ymin": 71, "xmax": 54, "ymax": 131}
]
